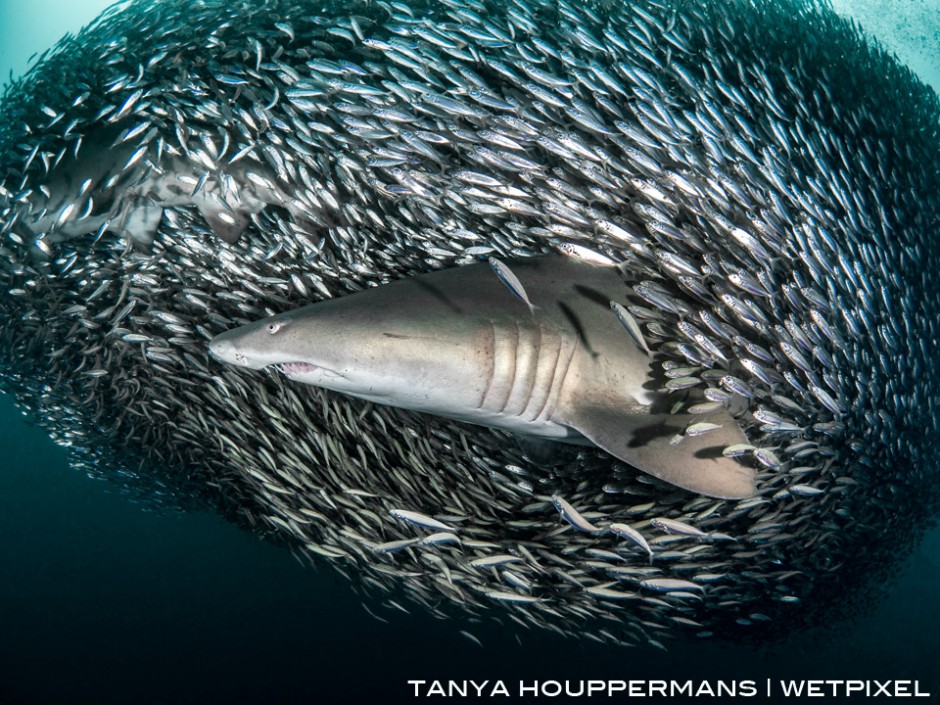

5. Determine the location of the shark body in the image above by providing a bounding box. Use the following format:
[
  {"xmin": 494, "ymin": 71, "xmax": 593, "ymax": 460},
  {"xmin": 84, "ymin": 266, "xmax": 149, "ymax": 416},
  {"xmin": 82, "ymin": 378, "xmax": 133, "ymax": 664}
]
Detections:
[
  {"xmin": 16, "ymin": 124, "xmax": 309, "ymax": 251},
  {"xmin": 210, "ymin": 256, "xmax": 755, "ymax": 499}
]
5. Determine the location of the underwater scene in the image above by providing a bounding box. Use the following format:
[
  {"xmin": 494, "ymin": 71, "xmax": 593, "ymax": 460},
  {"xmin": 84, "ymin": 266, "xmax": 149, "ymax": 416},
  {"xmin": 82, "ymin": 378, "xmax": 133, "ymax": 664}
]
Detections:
[{"xmin": 1, "ymin": 0, "xmax": 939, "ymax": 703}]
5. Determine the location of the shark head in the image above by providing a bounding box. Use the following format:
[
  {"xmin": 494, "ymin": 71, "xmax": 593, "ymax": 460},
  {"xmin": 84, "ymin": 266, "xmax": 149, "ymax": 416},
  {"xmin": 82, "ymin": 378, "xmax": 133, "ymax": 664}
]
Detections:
[
  {"xmin": 208, "ymin": 285, "xmax": 500, "ymax": 412},
  {"xmin": 209, "ymin": 310, "xmax": 347, "ymax": 383}
]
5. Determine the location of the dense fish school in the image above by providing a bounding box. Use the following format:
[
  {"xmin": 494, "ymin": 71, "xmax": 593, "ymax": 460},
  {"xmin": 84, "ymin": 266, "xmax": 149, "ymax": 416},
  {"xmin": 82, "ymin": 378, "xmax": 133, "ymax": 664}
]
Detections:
[{"xmin": 0, "ymin": 0, "xmax": 938, "ymax": 646}]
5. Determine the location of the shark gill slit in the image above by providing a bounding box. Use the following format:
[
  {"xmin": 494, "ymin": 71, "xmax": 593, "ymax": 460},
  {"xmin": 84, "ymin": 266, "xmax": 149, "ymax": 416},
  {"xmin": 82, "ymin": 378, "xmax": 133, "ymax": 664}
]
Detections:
[
  {"xmin": 506, "ymin": 317, "xmax": 541, "ymax": 418},
  {"xmin": 543, "ymin": 329, "xmax": 578, "ymax": 430},
  {"xmin": 474, "ymin": 319, "xmax": 497, "ymax": 412},
  {"xmin": 499, "ymin": 317, "xmax": 527, "ymax": 416},
  {"xmin": 480, "ymin": 317, "xmax": 518, "ymax": 415},
  {"xmin": 522, "ymin": 321, "xmax": 557, "ymax": 424}
]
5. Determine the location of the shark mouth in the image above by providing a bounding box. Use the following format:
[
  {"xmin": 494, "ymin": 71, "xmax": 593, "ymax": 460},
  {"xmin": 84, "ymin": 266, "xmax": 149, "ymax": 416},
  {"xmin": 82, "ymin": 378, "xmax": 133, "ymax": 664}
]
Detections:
[{"xmin": 276, "ymin": 362, "xmax": 318, "ymax": 376}]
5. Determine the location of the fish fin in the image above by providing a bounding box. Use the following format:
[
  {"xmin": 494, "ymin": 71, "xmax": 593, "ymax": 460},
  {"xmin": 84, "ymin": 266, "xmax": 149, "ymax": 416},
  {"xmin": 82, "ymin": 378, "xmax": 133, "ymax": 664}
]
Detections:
[{"xmin": 563, "ymin": 406, "xmax": 756, "ymax": 499}]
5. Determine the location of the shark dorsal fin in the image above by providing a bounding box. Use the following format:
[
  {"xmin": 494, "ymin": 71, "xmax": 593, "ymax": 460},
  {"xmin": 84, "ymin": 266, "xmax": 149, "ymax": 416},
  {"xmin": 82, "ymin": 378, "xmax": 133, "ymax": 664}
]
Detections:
[{"xmin": 562, "ymin": 406, "xmax": 756, "ymax": 499}]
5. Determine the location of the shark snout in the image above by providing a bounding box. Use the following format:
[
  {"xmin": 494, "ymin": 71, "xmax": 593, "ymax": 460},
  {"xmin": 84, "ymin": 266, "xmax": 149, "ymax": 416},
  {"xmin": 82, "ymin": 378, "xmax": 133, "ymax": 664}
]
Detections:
[{"xmin": 208, "ymin": 334, "xmax": 251, "ymax": 367}]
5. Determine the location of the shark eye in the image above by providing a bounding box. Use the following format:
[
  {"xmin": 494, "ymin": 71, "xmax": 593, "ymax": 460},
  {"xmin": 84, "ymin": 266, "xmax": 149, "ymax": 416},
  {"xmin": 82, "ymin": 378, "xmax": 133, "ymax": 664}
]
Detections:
[{"xmin": 266, "ymin": 321, "xmax": 284, "ymax": 334}]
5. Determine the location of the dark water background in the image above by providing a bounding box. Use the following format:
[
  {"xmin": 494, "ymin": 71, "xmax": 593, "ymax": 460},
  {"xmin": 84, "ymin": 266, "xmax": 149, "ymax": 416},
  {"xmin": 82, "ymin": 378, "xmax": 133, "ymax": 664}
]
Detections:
[
  {"xmin": 1, "ymin": 391, "xmax": 939, "ymax": 704},
  {"xmin": 1, "ymin": 1, "xmax": 939, "ymax": 703}
]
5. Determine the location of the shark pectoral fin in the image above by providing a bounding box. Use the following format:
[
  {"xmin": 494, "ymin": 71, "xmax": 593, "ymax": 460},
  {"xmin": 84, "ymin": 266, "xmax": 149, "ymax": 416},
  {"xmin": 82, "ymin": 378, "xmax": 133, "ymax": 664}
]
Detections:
[{"xmin": 564, "ymin": 407, "xmax": 756, "ymax": 500}]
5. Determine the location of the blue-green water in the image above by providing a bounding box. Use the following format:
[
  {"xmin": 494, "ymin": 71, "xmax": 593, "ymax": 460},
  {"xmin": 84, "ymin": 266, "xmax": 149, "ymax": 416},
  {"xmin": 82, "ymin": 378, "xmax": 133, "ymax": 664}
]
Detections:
[
  {"xmin": 2, "ymin": 387, "xmax": 939, "ymax": 702},
  {"xmin": 1, "ymin": 1, "xmax": 939, "ymax": 703}
]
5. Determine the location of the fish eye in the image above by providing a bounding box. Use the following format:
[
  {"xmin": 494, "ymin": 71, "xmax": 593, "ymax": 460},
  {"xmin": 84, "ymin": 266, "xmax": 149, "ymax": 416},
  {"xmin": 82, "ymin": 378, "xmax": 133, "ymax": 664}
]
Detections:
[{"xmin": 266, "ymin": 321, "xmax": 284, "ymax": 334}]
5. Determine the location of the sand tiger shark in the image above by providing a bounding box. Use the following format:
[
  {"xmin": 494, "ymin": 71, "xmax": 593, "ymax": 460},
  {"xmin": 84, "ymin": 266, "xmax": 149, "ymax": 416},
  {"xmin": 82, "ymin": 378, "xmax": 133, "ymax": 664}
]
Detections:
[
  {"xmin": 16, "ymin": 124, "xmax": 309, "ymax": 252},
  {"xmin": 209, "ymin": 255, "xmax": 756, "ymax": 499}
]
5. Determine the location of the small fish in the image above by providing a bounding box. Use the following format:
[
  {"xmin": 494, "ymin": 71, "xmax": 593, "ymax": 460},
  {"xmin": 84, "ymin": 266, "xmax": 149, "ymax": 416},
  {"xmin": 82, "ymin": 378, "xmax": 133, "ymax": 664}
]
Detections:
[
  {"xmin": 559, "ymin": 242, "xmax": 616, "ymax": 265},
  {"xmin": 721, "ymin": 375, "xmax": 753, "ymax": 398},
  {"xmin": 610, "ymin": 301, "xmax": 651, "ymax": 355},
  {"xmin": 789, "ymin": 484, "xmax": 824, "ymax": 497},
  {"xmin": 665, "ymin": 376, "xmax": 701, "ymax": 391},
  {"xmin": 361, "ymin": 603, "xmax": 389, "ymax": 624},
  {"xmin": 551, "ymin": 494, "xmax": 604, "ymax": 533},
  {"xmin": 651, "ymin": 517, "xmax": 708, "ymax": 538},
  {"xmin": 420, "ymin": 531, "xmax": 461, "ymax": 546},
  {"xmin": 810, "ymin": 384, "xmax": 843, "ymax": 416},
  {"xmin": 484, "ymin": 590, "xmax": 541, "ymax": 603},
  {"xmin": 468, "ymin": 554, "xmax": 522, "ymax": 569},
  {"xmin": 684, "ymin": 421, "xmax": 723, "ymax": 437},
  {"xmin": 722, "ymin": 443, "xmax": 756, "ymax": 457},
  {"xmin": 753, "ymin": 448, "xmax": 781, "ymax": 468},
  {"xmin": 500, "ymin": 569, "xmax": 532, "ymax": 591},
  {"xmin": 634, "ymin": 281, "xmax": 682, "ymax": 314},
  {"xmin": 595, "ymin": 218, "xmax": 644, "ymax": 247},
  {"xmin": 608, "ymin": 522, "xmax": 653, "ymax": 560},
  {"xmin": 389, "ymin": 508, "xmax": 456, "ymax": 532},
  {"xmin": 584, "ymin": 585, "xmax": 640, "ymax": 600},
  {"xmin": 121, "ymin": 333, "xmax": 151, "ymax": 344},
  {"xmin": 373, "ymin": 538, "xmax": 420, "ymax": 553},
  {"xmin": 688, "ymin": 401, "xmax": 725, "ymax": 415},
  {"xmin": 705, "ymin": 387, "xmax": 732, "ymax": 402},
  {"xmin": 459, "ymin": 630, "xmax": 483, "ymax": 647},
  {"xmin": 640, "ymin": 578, "xmax": 704, "ymax": 593},
  {"xmin": 488, "ymin": 256, "xmax": 536, "ymax": 313},
  {"xmin": 584, "ymin": 548, "xmax": 627, "ymax": 562}
]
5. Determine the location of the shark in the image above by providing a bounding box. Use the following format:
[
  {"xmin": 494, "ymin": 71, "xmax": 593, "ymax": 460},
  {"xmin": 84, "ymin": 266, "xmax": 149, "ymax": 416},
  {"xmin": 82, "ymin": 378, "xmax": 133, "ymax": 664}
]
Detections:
[
  {"xmin": 209, "ymin": 255, "xmax": 756, "ymax": 499},
  {"xmin": 14, "ymin": 123, "xmax": 315, "ymax": 252}
]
